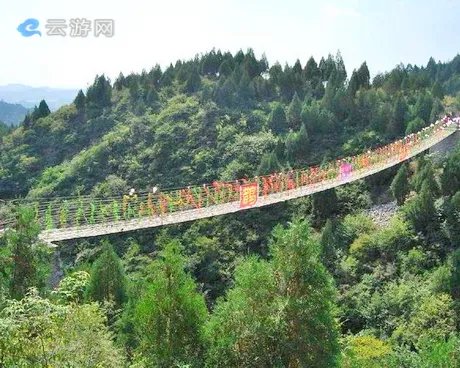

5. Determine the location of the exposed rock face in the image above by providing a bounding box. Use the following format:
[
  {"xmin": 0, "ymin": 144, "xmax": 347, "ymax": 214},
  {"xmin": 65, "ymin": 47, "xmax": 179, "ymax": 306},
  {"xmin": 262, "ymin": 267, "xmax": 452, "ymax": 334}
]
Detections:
[{"xmin": 365, "ymin": 201, "xmax": 398, "ymax": 227}]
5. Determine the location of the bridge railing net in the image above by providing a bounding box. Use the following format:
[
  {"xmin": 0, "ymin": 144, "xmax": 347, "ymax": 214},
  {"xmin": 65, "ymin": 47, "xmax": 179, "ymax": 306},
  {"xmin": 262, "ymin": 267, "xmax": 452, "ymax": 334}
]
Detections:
[{"xmin": 2, "ymin": 120, "xmax": 457, "ymax": 232}]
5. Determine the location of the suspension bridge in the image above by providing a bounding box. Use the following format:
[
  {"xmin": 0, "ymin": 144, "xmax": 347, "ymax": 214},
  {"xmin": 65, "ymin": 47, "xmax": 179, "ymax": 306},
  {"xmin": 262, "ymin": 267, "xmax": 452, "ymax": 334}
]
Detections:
[{"xmin": 1, "ymin": 119, "xmax": 458, "ymax": 247}]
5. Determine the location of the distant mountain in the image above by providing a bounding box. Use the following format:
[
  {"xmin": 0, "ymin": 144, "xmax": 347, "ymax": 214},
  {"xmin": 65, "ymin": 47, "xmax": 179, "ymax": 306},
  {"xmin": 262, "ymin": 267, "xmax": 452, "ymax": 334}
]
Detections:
[
  {"xmin": 0, "ymin": 101, "xmax": 29, "ymax": 126},
  {"xmin": 0, "ymin": 84, "xmax": 79, "ymax": 111}
]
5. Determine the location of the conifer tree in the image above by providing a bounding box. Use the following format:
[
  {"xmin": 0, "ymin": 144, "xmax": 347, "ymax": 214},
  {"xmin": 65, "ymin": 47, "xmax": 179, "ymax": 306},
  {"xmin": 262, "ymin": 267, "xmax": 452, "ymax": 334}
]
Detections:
[
  {"xmin": 312, "ymin": 189, "xmax": 338, "ymax": 228},
  {"xmin": 404, "ymin": 181, "xmax": 439, "ymax": 235},
  {"xmin": 442, "ymin": 144, "xmax": 460, "ymax": 196},
  {"xmin": 31, "ymin": 100, "xmax": 51, "ymax": 121},
  {"xmin": 134, "ymin": 241, "xmax": 207, "ymax": 367},
  {"xmin": 431, "ymin": 80, "xmax": 444, "ymax": 99},
  {"xmin": 257, "ymin": 152, "xmax": 281, "ymax": 175},
  {"xmin": 304, "ymin": 56, "xmax": 320, "ymax": 81},
  {"xmin": 391, "ymin": 164, "xmax": 410, "ymax": 205},
  {"xmin": 205, "ymin": 220, "xmax": 340, "ymax": 367},
  {"xmin": 74, "ymin": 90, "xmax": 86, "ymax": 110},
  {"xmin": 6, "ymin": 207, "xmax": 48, "ymax": 299},
  {"xmin": 185, "ymin": 68, "xmax": 201, "ymax": 93},
  {"xmin": 88, "ymin": 240, "xmax": 127, "ymax": 309},
  {"xmin": 388, "ymin": 96, "xmax": 408, "ymax": 138},
  {"xmin": 270, "ymin": 220, "xmax": 340, "ymax": 367},
  {"xmin": 287, "ymin": 92, "xmax": 302, "ymax": 130},
  {"xmin": 268, "ymin": 103, "xmax": 288, "ymax": 135}
]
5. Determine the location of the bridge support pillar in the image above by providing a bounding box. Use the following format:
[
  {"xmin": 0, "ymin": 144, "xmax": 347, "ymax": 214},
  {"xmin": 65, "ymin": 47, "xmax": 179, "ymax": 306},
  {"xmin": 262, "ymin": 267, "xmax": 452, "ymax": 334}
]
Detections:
[{"xmin": 50, "ymin": 249, "xmax": 64, "ymax": 289}]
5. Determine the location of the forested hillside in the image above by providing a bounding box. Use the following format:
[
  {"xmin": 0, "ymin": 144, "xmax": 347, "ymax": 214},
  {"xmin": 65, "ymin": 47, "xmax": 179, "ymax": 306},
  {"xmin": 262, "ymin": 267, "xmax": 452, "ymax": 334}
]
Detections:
[
  {"xmin": 0, "ymin": 100, "xmax": 28, "ymax": 127},
  {"xmin": 1, "ymin": 49, "xmax": 460, "ymax": 366}
]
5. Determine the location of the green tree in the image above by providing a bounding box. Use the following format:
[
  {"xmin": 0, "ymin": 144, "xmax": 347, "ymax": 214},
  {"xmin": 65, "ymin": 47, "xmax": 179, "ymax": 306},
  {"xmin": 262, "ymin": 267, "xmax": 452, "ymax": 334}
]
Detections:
[
  {"xmin": 73, "ymin": 89, "xmax": 86, "ymax": 110},
  {"xmin": 2, "ymin": 207, "xmax": 50, "ymax": 299},
  {"xmin": 430, "ymin": 98, "xmax": 444, "ymax": 122},
  {"xmin": 303, "ymin": 56, "xmax": 320, "ymax": 81},
  {"xmin": 185, "ymin": 68, "xmax": 202, "ymax": 94},
  {"xmin": 405, "ymin": 117, "xmax": 425, "ymax": 135},
  {"xmin": 270, "ymin": 220, "xmax": 340, "ymax": 367},
  {"xmin": 31, "ymin": 100, "xmax": 51, "ymax": 121},
  {"xmin": 134, "ymin": 241, "xmax": 208, "ymax": 367},
  {"xmin": 357, "ymin": 61, "xmax": 371, "ymax": 89},
  {"xmin": 388, "ymin": 96, "xmax": 408, "ymax": 138},
  {"xmin": 86, "ymin": 74, "xmax": 112, "ymax": 117},
  {"xmin": 431, "ymin": 79, "xmax": 444, "ymax": 99},
  {"xmin": 414, "ymin": 92, "xmax": 434, "ymax": 123},
  {"xmin": 442, "ymin": 144, "xmax": 460, "ymax": 196},
  {"xmin": 391, "ymin": 164, "xmax": 410, "ymax": 205},
  {"xmin": 218, "ymin": 59, "xmax": 232, "ymax": 77},
  {"xmin": 287, "ymin": 92, "xmax": 302, "ymax": 130},
  {"xmin": 312, "ymin": 189, "xmax": 339, "ymax": 228},
  {"xmin": 204, "ymin": 257, "xmax": 282, "ymax": 367},
  {"xmin": 403, "ymin": 181, "xmax": 439, "ymax": 236},
  {"xmin": 0, "ymin": 288, "xmax": 125, "ymax": 367},
  {"xmin": 88, "ymin": 240, "xmax": 127, "ymax": 310},
  {"xmin": 257, "ymin": 151, "xmax": 281, "ymax": 175},
  {"xmin": 321, "ymin": 218, "xmax": 348, "ymax": 274},
  {"xmin": 445, "ymin": 191, "xmax": 460, "ymax": 247},
  {"xmin": 205, "ymin": 220, "xmax": 340, "ymax": 367},
  {"xmin": 412, "ymin": 160, "xmax": 440, "ymax": 197},
  {"xmin": 268, "ymin": 103, "xmax": 288, "ymax": 135}
]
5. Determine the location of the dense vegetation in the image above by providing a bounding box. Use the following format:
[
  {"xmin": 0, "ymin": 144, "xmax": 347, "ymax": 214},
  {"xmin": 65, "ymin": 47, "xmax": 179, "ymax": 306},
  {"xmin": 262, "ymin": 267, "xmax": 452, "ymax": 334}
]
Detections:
[{"xmin": 2, "ymin": 49, "xmax": 460, "ymax": 366}]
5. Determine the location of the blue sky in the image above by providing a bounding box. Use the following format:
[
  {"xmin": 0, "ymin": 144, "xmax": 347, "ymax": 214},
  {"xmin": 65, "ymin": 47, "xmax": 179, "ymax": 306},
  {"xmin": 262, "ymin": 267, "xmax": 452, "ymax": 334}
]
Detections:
[{"xmin": 2, "ymin": 0, "xmax": 459, "ymax": 89}]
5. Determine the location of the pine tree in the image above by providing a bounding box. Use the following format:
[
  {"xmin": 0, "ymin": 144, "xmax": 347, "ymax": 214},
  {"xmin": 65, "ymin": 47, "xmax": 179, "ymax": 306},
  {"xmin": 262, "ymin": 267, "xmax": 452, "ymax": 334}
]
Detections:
[
  {"xmin": 414, "ymin": 92, "xmax": 434, "ymax": 123},
  {"xmin": 451, "ymin": 248, "xmax": 460, "ymax": 302},
  {"xmin": 22, "ymin": 113, "xmax": 31, "ymax": 128},
  {"xmin": 145, "ymin": 87, "xmax": 159, "ymax": 107},
  {"xmin": 88, "ymin": 240, "xmax": 127, "ymax": 309},
  {"xmin": 185, "ymin": 68, "xmax": 201, "ymax": 93},
  {"xmin": 348, "ymin": 70, "xmax": 360, "ymax": 97},
  {"xmin": 114, "ymin": 72, "xmax": 126, "ymax": 90},
  {"xmin": 292, "ymin": 59, "xmax": 303, "ymax": 75},
  {"xmin": 403, "ymin": 181, "xmax": 439, "ymax": 235},
  {"xmin": 412, "ymin": 161, "xmax": 440, "ymax": 197},
  {"xmin": 257, "ymin": 152, "xmax": 281, "ymax": 175},
  {"xmin": 268, "ymin": 103, "xmax": 288, "ymax": 135},
  {"xmin": 312, "ymin": 189, "xmax": 338, "ymax": 228},
  {"xmin": 204, "ymin": 257, "xmax": 281, "ymax": 367},
  {"xmin": 205, "ymin": 220, "xmax": 340, "ymax": 367},
  {"xmin": 406, "ymin": 117, "xmax": 425, "ymax": 135},
  {"xmin": 74, "ymin": 90, "xmax": 86, "ymax": 110},
  {"xmin": 218, "ymin": 60, "xmax": 232, "ymax": 77},
  {"xmin": 86, "ymin": 75, "xmax": 112, "ymax": 117},
  {"xmin": 321, "ymin": 219, "xmax": 347, "ymax": 274},
  {"xmin": 431, "ymin": 80, "xmax": 444, "ymax": 99},
  {"xmin": 270, "ymin": 220, "xmax": 340, "ymax": 367},
  {"xmin": 31, "ymin": 100, "xmax": 51, "ymax": 121},
  {"xmin": 285, "ymin": 131, "xmax": 299, "ymax": 164},
  {"xmin": 134, "ymin": 241, "xmax": 208, "ymax": 367},
  {"xmin": 388, "ymin": 96, "xmax": 407, "ymax": 138},
  {"xmin": 287, "ymin": 92, "xmax": 302, "ymax": 130},
  {"xmin": 6, "ymin": 207, "xmax": 48, "ymax": 299},
  {"xmin": 357, "ymin": 62, "xmax": 371, "ymax": 89},
  {"xmin": 442, "ymin": 144, "xmax": 460, "ymax": 196},
  {"xmin": 391, "ymin": 164, "xmax": 410, "ymax": 205},
  {"xmin": 304, "ymin": 56, "xmax": 320, "ymax": 81},
  {"xmin": 444, "ymin": 191, "xmax": 460, "ymax": 247},
  {"xmin": 430, "ymin": 98, "xmax": 444, "ymax": 122},
  {"xmin": 296, "ymin": 123, "xmax": 309, "ymax": 160}
]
